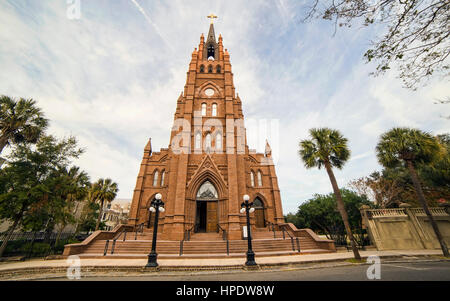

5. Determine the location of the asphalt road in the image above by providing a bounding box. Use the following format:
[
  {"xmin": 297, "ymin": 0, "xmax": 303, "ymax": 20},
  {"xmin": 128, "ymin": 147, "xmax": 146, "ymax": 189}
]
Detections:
[{"xmin": 51, "ymin": 260, "xmax": 450, "ymax": 281}]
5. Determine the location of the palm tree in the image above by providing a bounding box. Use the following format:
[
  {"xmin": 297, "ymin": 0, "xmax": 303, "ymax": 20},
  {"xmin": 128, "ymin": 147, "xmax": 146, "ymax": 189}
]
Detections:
[
  {"xmin": 376, "ymin": 127, "xmax": 449, "ymax": 257},
  {"xmin": 299, "ymin": 128, "xmax": 361, "ymax": 260},
  {"xmin": 0, "ymin": 96, "xmax": 49, "ymax": 154},
  {"xmin": 55, "ymin": 167, "xmax": 90, "ymax": 244},
  {"xmin": 91, "ymin": 178, "xmax": 119, "ymax": 231}
]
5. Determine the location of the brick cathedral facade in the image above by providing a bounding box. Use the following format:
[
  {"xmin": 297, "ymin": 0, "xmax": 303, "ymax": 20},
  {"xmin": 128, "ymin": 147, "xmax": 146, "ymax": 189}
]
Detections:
[{"xmin": 128, "ymin": 23, "xmax": 285, "ymax": 241}]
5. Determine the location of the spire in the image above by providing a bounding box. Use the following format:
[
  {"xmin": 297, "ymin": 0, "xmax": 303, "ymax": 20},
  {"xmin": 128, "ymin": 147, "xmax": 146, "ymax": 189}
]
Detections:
[
  {"xmin": 204, "ymin": 15, "xmax": 219, "ymax": 60},
  {"xmin": 265, "ymin": 140, "xmax": 272, "ymax": 158},
  {"xmin": 144, "ymin": 138, "xmax": 152, "ymax": 156},
  {"xmin": 206, "ymin": 23, "xmax": 216, "ymax": 44},
  {"xmin": 206, "ymin": 13, "xmax": 218, "ymax": 44}
]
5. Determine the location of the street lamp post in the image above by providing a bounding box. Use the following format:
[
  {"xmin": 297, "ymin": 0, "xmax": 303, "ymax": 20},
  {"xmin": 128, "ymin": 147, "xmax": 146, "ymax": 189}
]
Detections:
[
  {"xmin": 240, "ymin": 194, "xmax": 257, "ymax": 266},
  {"xmin": 146, "ymin": 193, "xmax": 165, "ymax": 268}
]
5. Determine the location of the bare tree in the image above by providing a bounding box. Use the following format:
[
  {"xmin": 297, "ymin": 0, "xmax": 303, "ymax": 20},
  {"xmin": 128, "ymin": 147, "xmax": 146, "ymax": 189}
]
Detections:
[{"xmin": 303, "ymin": 0, "xmax": 450, "ymax": 90}]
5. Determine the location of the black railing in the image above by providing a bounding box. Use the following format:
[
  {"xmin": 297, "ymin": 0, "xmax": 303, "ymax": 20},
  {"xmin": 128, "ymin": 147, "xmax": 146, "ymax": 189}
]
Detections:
[
  {"xmin": 184, "ymin": 225, "xmax": 195, "ymax": 241},
  {"xmin": 217, "ymin": 224, "xmax": 227, "ymax": 241},
  {"xmin": 134, "ymin": 223, "xmax": 145, "ymax": 240},
  {"xmin": 0, "ymin": 231, "xmax": 88, "ymax": 243},
  {"xmin": 179, "ymin": 240, "xmax": 184, "ymax": 256},
  {"xmin": 217, "ymin": 224, "xmax": 229, "ymax": 256},
  {"xmin": 110, "ymin": 228, "xmax": 127, "ymax": 255},
  {"xmin": 278, "ymin": 224, "xmax": 301, "ymax": 252},
  {"xmin": 103, "ymin": 240, "xmax": 110, "ymax": 256},
  {"xmin": 296, "ymin": 237, "xmax": 301, "ymax": 253},
  {"xmin": 267, "ymin": 221, "xmax": 276, "ymax": 238},
  {"xmin": 0, "ymin": 231, "xmax": 87, "ymax": 259}
]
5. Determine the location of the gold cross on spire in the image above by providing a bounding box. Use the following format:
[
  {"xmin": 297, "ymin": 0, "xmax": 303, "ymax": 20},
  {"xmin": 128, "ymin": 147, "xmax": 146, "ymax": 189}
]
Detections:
[{"xmin": 207, "ymin": 13, "xmax": 218, "ymax": 24}]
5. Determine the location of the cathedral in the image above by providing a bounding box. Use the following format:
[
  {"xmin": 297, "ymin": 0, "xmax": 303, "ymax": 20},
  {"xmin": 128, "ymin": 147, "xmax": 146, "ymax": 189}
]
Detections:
[
  {"xmin": 127, "ymin": 18, "xmax": 285, "ymax": 241},
  {"xmin": 63, "ymin": 18, "xmax": 336, "ymax": 257}
]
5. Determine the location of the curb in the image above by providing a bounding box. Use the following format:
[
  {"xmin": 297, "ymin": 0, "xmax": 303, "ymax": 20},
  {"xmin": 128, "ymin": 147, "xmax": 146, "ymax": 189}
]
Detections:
[{"xmin": 0, "ymin": 254, "xmax": 448, "ymax": 280}]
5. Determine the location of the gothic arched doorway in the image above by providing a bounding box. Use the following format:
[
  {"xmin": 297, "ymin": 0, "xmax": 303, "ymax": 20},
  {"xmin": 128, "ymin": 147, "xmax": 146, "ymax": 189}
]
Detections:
[
  {"xmin": 254, "ymin": 197, "xmax": 266, "ymax": 228},
  {"xmin": 195, "ymin": 181, "xmax": 219, "ymax": 233}
]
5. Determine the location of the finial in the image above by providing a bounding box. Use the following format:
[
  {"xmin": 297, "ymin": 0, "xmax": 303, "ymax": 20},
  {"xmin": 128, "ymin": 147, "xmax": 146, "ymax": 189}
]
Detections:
[{"xmin": 207, "ymin": 13, "xmax": 218, "ymax": 24}]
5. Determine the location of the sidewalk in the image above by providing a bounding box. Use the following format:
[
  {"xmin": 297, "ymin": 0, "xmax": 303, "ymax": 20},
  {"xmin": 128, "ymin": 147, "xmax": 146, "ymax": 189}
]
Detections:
[{"xmin": 0, "ymin": 249, "xmax": 446, "ymax": 280}]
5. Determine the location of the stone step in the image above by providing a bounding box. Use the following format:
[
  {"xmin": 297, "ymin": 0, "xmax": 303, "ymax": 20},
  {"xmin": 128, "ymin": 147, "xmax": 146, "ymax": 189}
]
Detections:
[
  {"xmin": 189, "ymin": 232, "xmax": 222, "ymax": 241},
  {"xmin": 82, "ymin": 237, "xmax": 320, "ymax": 256}
]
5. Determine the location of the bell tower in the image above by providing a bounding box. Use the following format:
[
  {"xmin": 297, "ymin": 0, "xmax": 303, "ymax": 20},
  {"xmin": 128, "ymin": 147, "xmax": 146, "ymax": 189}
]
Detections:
[{"xmin": 128, "ymin": 16, "xmax": 285, "ymax": 241}]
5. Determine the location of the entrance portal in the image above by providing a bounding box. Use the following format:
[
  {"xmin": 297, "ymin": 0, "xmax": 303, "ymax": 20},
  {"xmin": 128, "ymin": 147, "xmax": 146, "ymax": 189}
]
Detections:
[
  {"xmin": 254, "ymin": 198, "xmax": 266, "ymax": 228},
  {"xmin": 195, "ymin": 181, "xmax": 219, "ymax": 233},
  {"xmin": 195, "ymin": 201, "xmax": 218, "ymax": 232}
]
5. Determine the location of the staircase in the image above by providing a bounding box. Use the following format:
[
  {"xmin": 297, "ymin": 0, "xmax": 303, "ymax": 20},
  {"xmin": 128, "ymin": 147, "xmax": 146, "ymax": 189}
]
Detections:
[
  {"xmin": 75, "ymin": 230, "xmax": 330, "ymax": 259},
  {"xmin": 189, "ymin": 232, "xmax": 222, "ymax": 241}
]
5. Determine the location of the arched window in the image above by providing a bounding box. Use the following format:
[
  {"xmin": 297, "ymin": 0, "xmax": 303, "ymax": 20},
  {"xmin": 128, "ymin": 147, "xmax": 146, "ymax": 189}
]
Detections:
[
  {"xmin": 208, "ymin": 65, "xmax": 213, "ymax": 73},
  {"xmin": 205, "ymin": 133, "xmax": 212, "ymax": 150},
  {"xmin": 257, "ymin": 171, "xmax": 263, "ymax": 187},
  {"xmin": 160, "ymin": 171, "xmax": 165, "ymax": 186},
  {"xmin": 201, "ymin": 103, "xmax": 207, "ymax": 116},
  {"xmin": 195, "ymin": 132, "xmax": 201, "ymax": 149},
  {"xmin": 196, "ymin": 181, "xmax": 218, "ymax": 199},
  {"xmin": 212, "ymin": 103, "xmax": 217, "ymax": 116},
  {"xmin": 250, "ymin": 171, "xmax": 255, "ymax": 187},
  {"xmin": 153, "ymin": 170, "xmax": 159, "ymax": 187},
  {"xmin": 216, "ymin": 133, "xmax": 222, "ymax": 150},
  {"xmin": 199, "ymin": 65, "xmax": 205, "ymax": 73},
  {"xmin": 207, "ymin": 44, "xmax": 215, "ymax": 59},
  {"xmin": 254, "ymin": 198, "xmax": 264, "ymax": 208},
  {"xmin": 253, "ymin": 197, "xmax": 265, "ymax": 228},
  {"xmin": 216, "ymin": 65, "xmax": 221, "ymax": 73}
]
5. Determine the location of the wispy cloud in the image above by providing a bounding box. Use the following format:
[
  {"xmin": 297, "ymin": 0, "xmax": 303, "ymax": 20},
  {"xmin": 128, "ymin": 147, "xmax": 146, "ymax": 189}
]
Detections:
[
  {"xmin": 0, "ymin": 0, "xmax": 448, "ymax": 215},
  {"xmin": 129, "ymin": 0, "xmax": 173, "ymax": 51}
]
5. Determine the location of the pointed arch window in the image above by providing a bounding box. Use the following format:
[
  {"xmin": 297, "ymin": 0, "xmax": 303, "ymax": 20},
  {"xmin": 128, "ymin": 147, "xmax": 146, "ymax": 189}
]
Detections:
[
  {"xmin": 207, "ymin": 45, "xmax": 215, "ymax": 59},
  {"xmin": 196, "ymin": 181, "xmax": 218, "ymax": 199},
  {"xmin": 195, "ymin": 132, "xmax": 201, "ymax": 149},
  {"xmin": 257, "ymin": 171, "xmax": 263, "ymax": 187},
  {"xmin": 201, "ymin": 103, "xmax": 207, "ymax": 116},
  {"xmin": 205, "ymin": 133, "xmax": 212, "ymax": 150},
  {"xmin": 200, "ymin": 65, "xmax": 205, "ymax": 73},
  {"xmin": 208, "ymin": 65, "xmax": 213, "ymax": 73},
  {"xmin": 250, "ymin": 171, "xmax": 255, "ymax": 187},
  {"xmin": 216, "ymin": 133, "xmax": 222, "ymax": 150},
  {"xmin": 212, "ymin": 103, "xmax": 217, "ymax": 117},
  {"xmin": 216, "ymin": 65, "xmax": 221, "ymax": 73},
  {"xmin": 160, "ymin": 171, "xmax": 165, "ymax": 186},
  {"xmin": 254, "ymin": 198, "xmax": 264, "ymax": 208},
  {"xmin": 153, "ymin": 170, "xmax": 159, "ymax": 187}
]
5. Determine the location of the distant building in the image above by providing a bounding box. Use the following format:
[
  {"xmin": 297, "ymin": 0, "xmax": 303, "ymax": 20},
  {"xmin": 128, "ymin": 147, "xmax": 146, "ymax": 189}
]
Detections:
[{"xmin": 101, "ymin": 200, "xmax": 131, "ymax": 231}]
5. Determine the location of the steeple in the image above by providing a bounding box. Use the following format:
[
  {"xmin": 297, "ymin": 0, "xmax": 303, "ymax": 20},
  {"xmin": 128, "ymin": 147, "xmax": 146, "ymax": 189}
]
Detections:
[
  {"xmin": 204, "ymin": 14, "xmax": 219, "ymax": 61},
  {"xmin": 206, "ymin": 23, "xmax": 216, "ymax": 44}
]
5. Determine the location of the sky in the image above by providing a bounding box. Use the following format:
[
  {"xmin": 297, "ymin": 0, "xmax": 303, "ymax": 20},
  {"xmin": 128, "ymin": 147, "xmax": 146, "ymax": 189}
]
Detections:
[{"xmin": 0, "ymin": 0, "xmax": 449, "ymax": 215}]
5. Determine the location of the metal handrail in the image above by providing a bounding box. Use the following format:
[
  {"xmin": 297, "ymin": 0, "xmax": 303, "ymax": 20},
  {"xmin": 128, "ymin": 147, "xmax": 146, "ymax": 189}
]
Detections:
[
  {"xmin": 179, "ymin": 240, "xmax": 184, "ymax": 256},
  {"xmin": 296, "ymin": 237, "xmax": 301, "ymax": 253},
  {"xmin": 279, "ymin": 224, "xmax": 301, "ymax": 252},
  {"xmin": 103, "ymin": 240, "xmax": 110, "ymax": 256},
  {"xmin": 185, "ymin": 224, "xmax": 195, "ymax": 241},
  {"xmin": 110, "ymin": 228, "xmax": 127, "ymax": 254},
  {"xmin": 217, "ymin": 224, "xmax": 227, "ymax": 241},
  {"xmin": 267, "ymin": 221, "xmax": 276, "ymax": 238},
  {"xmin": 134, "ymin": 223, "xmax": 145, "ymax": 240}
]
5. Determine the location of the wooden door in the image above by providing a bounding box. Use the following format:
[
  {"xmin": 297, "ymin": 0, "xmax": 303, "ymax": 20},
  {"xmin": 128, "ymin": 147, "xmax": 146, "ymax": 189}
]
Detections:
[
  {"xmin": 255, "ymin": 209, "xmax": 265, "ymax": 228},
  {"xmin": 206, "ymin": 201, "xmax": 218, "ymax": 232}
]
